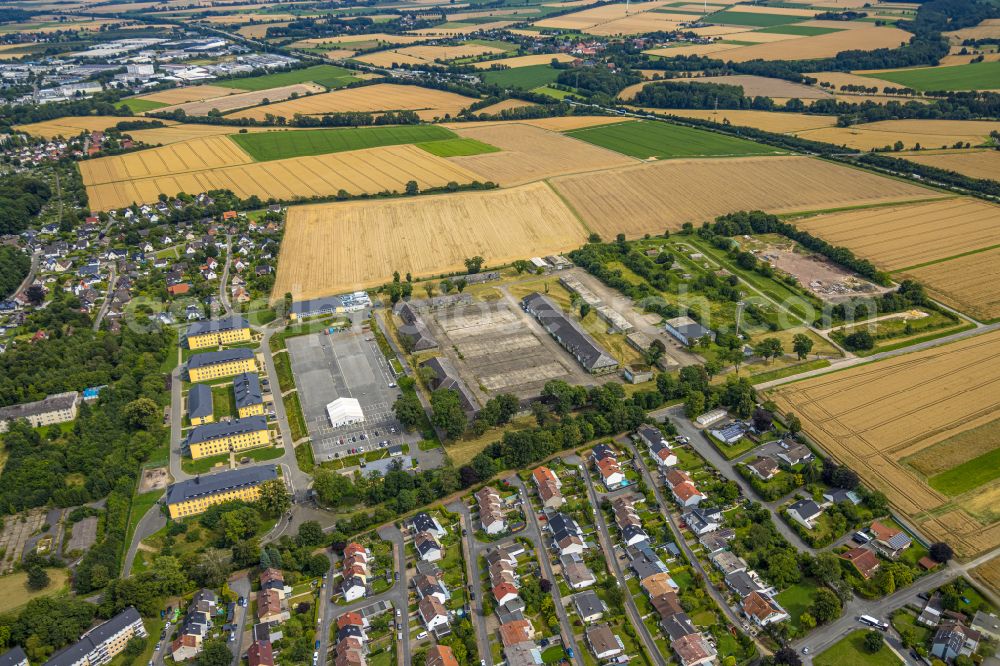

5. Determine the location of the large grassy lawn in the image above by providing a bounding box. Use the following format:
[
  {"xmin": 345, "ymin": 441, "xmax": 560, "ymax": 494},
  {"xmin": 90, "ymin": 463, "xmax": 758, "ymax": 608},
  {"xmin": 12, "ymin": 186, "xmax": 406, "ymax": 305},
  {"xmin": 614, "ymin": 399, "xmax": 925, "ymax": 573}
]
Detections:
[
  {"xmin": 566, "ymin": 120, "xmax": 782, "ymax": 159},
  {"xmin": 813, "ymin": 630, "xmax": 902, "ymax": 666},
  {"xmin": 218, "ymin": 64, "xmax": 359, "ymax": 90},
  {"xmin": 480, "ymin": 64, "xmax": 560, "ymax": 89},
  {"xmin": 0, "ymin": 569, "xmax": 70, "ymax": 614},
  {"xmin": 230, "ymin": 125, "xmax": 456, "ymax": 160},
  {"xmin": 118, "ymin": 98, "xmax": 168, "ymax": 113},
  {"xmin": 775, "ymin": 579, "xmax": 818, "ymax": 628},
  {"xmin": 929, "ymin": 446, "xmax": 1000, "ymax": 495},
  {"xmin": 861, "ymin": 61, "xmax": 1000, "ymax": 92}
]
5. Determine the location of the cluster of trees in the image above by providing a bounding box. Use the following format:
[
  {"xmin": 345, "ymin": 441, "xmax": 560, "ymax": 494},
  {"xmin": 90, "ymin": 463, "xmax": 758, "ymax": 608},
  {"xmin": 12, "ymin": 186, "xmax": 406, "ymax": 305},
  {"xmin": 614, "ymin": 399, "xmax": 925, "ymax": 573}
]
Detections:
[
  {"xmin": 0, "ymin": 175, "xmax": 52, "ymax": 234},
  {"xmin": 632, "ymin": 80, "xmax": 773, "ymax": 111},
  {"xmin": 828, "ymin": 280, "xmax": 955, "ymax": 334},
  {"xmin": 555, "ymin": 66, "xmax": 641, "ymax": 98},
  {"xmin": 0, "ymin": 246, "xmax": 30, "ymax": 298},
  {"xmin": 0, "ymin": 596, "xmax": 97, "ymax": 663}
]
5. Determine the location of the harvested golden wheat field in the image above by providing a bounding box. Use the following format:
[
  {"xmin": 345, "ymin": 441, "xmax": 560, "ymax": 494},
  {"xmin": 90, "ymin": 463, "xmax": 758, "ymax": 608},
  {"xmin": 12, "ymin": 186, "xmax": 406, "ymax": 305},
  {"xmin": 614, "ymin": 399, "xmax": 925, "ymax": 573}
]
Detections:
[
  {"xmin": 156, "ymin": 83, "xmax": 325, "ymax": 116},
  {"xmin": 770, "ymin": 330, "xmax": 1000, "ymax": 558},
  {"xmin": 297, "ymin": 33, "xmax": 426, "ymax": 45},
  {"xmin": 797, "ymin": 119, "xmax": 1000, "ymax": 150},
  {"xmin": 972, "ymin": 556, "xmax": 1000, "ymax": 595},
  {"xmin": 905, "ymin": 418, "xmax": 1000, "ymax": 477},
  {"xmin": 472, "ymin": 52, "xmax": 576, "ymax": 69},
  {"xmin": 448, "ymin": 123, "xmax": 637, "ymax": 185},
  {"xmin": 356, "ymin": 44, "xmax": 504, "ymax": 67},
  {"xmin": 633, "ymin": 108, "xmax": 837, "ymax": 133},
  {"xmin": 273, "ymin": 182, "xmax": 588, "ymax": 300},
  {"xmin": 238, "ymin": 22, "xmax": 288, "ymax": 38},
  {"xmin": 794, "ymin": 198, "xmax": 1000, "ymax": 271},
  {"xmin": 441, "ymin": 116, "xmax": 632, "ymax": 132},
  {"xmin": 408, "ymin": 21, "xmax": 515, "ymax": 35},
  {"xmin": 644, "ymin": 43, "xmax": 742, "ymax": 58},
  {"xmin": 720, "ymin": 26, "xmax": 912, "ymax": 61},
  {"xmin": 903, "ymin": 150, "xmax": 1000, "ymax": 181},
  {"xmin": 16, "ymin": 116, "xmax": 176, "ymax": 139},
  {"xmin": 80, "ymin": 135, "xmax": 253, "ymax": 185},
  {"xmin": 803, "ymin": 70, "xmax": 901, "ymax": 92},
  {"xmin": 134, "ymin": 84, "xmax": 240, "ymax": 105},
  {"xmin": 534, "ymin": 0, "xmax": 678, "ymax": 33},
  {"xmin": 900, "ymin": 247, "xmax": 1000, "ymax": 321},
  {"xmin": 84, "ymin": 144, "xmax": 477, "ymax": 211},
  {"xmin": 945, "ymin": 18, "xmax": 1000, "ymax": 42},
  {"xmin": 550, "ymin": 155, "xmax": 941, "ymax": 239},
  {"xmin": 475, "ymin": 99, "xmax": 538, "ymax": 115},
  {"xmin": 226, "ymin": 83, "xmax": 477, "ymax": 121},
  {"xmin": 125, "ymin": 124, "xmax": 301, "ymax": 146}
]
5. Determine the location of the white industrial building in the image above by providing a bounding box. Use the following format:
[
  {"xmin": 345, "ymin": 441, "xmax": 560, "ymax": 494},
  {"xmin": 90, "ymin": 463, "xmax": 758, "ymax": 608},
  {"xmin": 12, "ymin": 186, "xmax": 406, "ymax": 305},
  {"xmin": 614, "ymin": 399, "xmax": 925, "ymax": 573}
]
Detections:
[{"xmin": 326, "ymin": 397, "xmax": 364, "ymax": 428}]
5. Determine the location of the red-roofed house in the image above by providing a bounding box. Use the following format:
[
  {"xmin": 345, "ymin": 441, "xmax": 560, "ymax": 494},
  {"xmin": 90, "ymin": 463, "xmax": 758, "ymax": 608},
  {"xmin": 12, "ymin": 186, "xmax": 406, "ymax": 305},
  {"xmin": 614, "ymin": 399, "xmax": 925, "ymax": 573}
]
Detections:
[
  {"xmin": 840, "ymin": 547, "xmax": 881, "ymax": 580},
  {"xmin": 493, "ymin": 582, "xmax": 520, "ymax": 606},
  {"xmin": 426, "ymin": 645, "xmax": 460, "ymax": 666}
]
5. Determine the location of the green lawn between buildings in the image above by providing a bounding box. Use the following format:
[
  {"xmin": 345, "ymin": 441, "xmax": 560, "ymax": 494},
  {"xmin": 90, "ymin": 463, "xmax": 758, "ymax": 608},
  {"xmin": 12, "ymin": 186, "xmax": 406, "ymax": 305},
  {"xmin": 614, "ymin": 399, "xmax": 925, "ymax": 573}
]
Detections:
[
  {"xmin": 813, "ymin": 630, "xmax": 902, "ymax": 666},
  {"xmin": 217, "ymin": 64, "xmax": 359, "ymax": 91},
  {"xmin": 566, "ymin": 120, "xmax": 784, "ymax": 159}
]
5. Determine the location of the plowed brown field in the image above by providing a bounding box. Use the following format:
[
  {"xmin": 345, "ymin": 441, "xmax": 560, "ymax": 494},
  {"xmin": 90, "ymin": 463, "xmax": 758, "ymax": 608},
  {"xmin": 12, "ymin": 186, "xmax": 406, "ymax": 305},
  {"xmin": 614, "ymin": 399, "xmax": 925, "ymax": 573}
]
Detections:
[
  {"xmin": 794, "ymin": 198, "xmax": 1000, "ymax": 271},
  {"xmin": 770, "ymin": 330, "xmax": 1000, "ymax": 558},
  {"xmin": 549, "ymin": 155, "xmax": 942, "ymax": 239},
  {"xmin": 272, "ymin": 181, "xmax": 588, "ymax": 300}
]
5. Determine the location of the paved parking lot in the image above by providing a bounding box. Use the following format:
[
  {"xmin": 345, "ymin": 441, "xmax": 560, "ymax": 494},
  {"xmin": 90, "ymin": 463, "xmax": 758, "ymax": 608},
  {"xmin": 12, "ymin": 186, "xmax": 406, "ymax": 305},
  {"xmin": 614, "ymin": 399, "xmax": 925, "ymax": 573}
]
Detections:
[{"xmin": 287, "ymin": 326, "xmax": 415, "ymax": 463}]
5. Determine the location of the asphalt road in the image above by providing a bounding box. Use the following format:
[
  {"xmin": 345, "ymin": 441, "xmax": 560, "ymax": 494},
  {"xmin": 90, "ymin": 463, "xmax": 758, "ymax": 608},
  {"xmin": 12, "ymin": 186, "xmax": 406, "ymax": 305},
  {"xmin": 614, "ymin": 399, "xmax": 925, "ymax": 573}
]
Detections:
[
  {"xmin": 510, "ymin": 477, "xmax": 583, "ymax": 666},
  {"xmin": 229, "ymin": 573, "xmax": 251, "ymax": 665},
  {"xmin": 578, "ymin": 459, "xmax": 668, "ymax": 666},
  {"xmin": 449, "ymin": 499, "xmax": 494, "ymax": 666}
]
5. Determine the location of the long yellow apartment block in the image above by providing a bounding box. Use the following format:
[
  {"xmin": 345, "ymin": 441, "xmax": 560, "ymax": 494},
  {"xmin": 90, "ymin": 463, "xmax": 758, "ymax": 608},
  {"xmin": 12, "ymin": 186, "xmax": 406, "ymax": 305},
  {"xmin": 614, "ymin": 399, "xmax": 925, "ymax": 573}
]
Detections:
[
  {"xmin": 185, "ymin": 316, "xmax": 253, "ymax": 350},
  {"xmin": 186, "ymin": 415, "xmax": 270, "ymax": 459},
  {"xmin": 166, "ymin": 465, "xmax": 279, "ymax": 519},
  {"xmin": 187, "ymin": 348, "xmax": 257, "ymax": 383}
]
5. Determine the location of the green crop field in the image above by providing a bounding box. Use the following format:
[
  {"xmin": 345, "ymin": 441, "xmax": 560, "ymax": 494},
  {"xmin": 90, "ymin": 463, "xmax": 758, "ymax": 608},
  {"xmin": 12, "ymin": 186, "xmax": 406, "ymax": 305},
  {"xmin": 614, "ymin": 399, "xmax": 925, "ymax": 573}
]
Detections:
[
  {"xmin": 929, "ymin": 446, "xmax": 1000, "ymax": 496},
  {"xmin": 860, "ymin": 61, "xmax": 1000, "ymax": 91},
  {"xmin": 708, "ymin": 10, "xmax": 806, "ymax": 26},
  {"xmin": 416, "ymin": 138, "xmax": 499, "ymax": 156},
  {"xmin": 566, "ymin": 120, "xmax": 783, "ymax": 159},
  {"xmin": 230, "ymin": 125, "xmax": 457, "ymax": 160},
  {"xmin": 218, "ymin": 64, "xmax": 359, "ymax": 91},
  {"xmin": 756, "ymin": 24, "xmax": 842, "ymax": 35},
  {"xmin": 480, "ymin": 64, "xmax": 560, "ymax": 89},
  {"xmin": 117, "ymin": 98, "xmax": 168, "ymax": 113}
]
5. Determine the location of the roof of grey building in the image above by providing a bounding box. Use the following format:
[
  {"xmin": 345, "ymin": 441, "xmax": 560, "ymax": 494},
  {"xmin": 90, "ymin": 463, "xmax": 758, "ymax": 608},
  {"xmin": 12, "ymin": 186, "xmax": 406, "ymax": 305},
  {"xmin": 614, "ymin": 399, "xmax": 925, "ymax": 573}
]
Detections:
[
  {"xmin": 521, "ymin": 293, "xmax": 617, "ymax": 372},
  {"xmin": 420, "ymin": 357, "xmax": 478, "ymax": 413},
  {"xmin": 166, "ymin": 465, "xmax": 278, "ymax": 506},
  {"xmin": 188, "ymin": 347, "xmax": 255, "ymax": 370},
  {"xmin": 664, "ymin": 316, "xmax": 714, "ymax": 341},
  {"xmin": 0, "ymin": 391, "xmax": 79, "ymax": 422},
  {"xmin": 187, "ymin": 384, "xmax": 213, "ymax": 420},
  {"xmin": 233, "ymin": 372, "xmax": 262, "ymax": 409},
  {"xmin": 572, "ymin": 591, "xmax": 606, "ymax": 618},
  {"xmin": 0, "ymin": 646, "xmax": 28, "ymax": 666},
  {"xmin": 185, "ymin": 316, "xmax": 250, "ymax": 337},
  {"xmin": 186, "ymin": 415, "xmax": 268, "ymax": 445}
]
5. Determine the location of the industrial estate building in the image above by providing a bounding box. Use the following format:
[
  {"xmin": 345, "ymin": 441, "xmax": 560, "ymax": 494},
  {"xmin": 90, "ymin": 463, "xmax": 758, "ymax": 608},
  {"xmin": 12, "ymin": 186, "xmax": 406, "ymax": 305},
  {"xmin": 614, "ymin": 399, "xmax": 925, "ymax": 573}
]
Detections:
[
  {"xmin": 165, "ymin": 465, "xmax": 279, "ymax": 518},
  {"xmin": 185, "ymin": 415, "xmax": 269, "ymax": 459},
  {"xmin": 0, "ymin": 391, "xmax": 80, "ymax": 433},
  {"xmin": 187, "ymin": 348, "xmax": 257, "ymax": 382},
  {"xmin": 185, "ymin": 316, "xmax": 252, "ymax": 349},
  {"xmin": 521, "ymin": 293, "xmax": 618, "ymax": 374}
]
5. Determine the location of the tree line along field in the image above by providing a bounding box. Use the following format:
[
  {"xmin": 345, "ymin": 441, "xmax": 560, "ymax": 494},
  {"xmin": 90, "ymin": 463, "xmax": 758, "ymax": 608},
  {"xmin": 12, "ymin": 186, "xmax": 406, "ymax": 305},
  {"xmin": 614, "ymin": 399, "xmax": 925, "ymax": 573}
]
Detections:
[
  {"xmin": 548, "ymin": 155, "xmax": 942, "ymax": 239},
  {"xmin": 272, "ymin": 181, "xmax": 588, "ymax": 300},
  {"xmin": 229, "ymin": 124, "xmax": 461, "ymax": 160},
  {"xmin": 770, "ymin": 330, "xmax": 1000, "ymax": 559},
  {"xmin": 793, "ymin": 198, "xmax": 1000, "ymax": 272},
  {"xmin": 216, "ymin": 63, "xmax": 360, "ymax": 90},
  {"xmin": 152, "ymin": 83, "xmax": 325, "ymax": 117},
  {"xmin": 859, "ymin": 60, "xmax": 1000, "ymax": 91},
  {"xmin": 903, "ymin": 150, "xmax": 1000, "ymax": 182},
  {"xmin": 565, "ymin": 119, "xmax": 786, "ymax": 159}
]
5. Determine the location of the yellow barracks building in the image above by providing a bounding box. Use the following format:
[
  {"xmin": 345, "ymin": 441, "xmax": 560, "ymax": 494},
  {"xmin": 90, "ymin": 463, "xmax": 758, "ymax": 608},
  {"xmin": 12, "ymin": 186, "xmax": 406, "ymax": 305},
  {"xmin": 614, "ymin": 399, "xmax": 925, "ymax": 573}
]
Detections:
[
  {"xmin": 185, "ymin": 316, "xmax": 252, "ymax": 350},
  {"xmin": 234, "ymin": 372, "xmax": 265, "ymax": 418},
  {"xmin": 187, "ymin": 348, "xmax": 257, "ymax": 383},
  {"xmin": 186, "ymin": 415, "xmax": 270, "ymax": 459},
  {"xmin": 165, "ymin": 465, "xmax": 279, "ymax": 519}
]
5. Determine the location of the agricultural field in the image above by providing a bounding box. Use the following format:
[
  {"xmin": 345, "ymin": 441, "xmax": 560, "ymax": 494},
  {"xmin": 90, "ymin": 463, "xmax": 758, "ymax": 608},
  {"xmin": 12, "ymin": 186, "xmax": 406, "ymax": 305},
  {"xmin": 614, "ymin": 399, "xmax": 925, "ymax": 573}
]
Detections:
[
  {"xmin": 226, "ymin": 83, "xmax": 477, "ymax": 121},
  {"xmin": 471, "ymin": 53, "xmax": 576, "ymax": 69},
  {"xmin": 355, "ymin": 43, "xmax": 504, "ymax": 67},
  {"xmin": 124, "ymin": 123, "xmax": 298, "ymax": 146},
  {"xmin": 707, "ymin": 9, "xmax": 809, "ymax": 27},
  {"xmin": 793, "ymin": 198, "xmax": 1000, "ymax": 271},
  {"xmin": 532, "ymin": 0, "xmax": 687, "ymax": 34},
  {"xmin": 84, "ymin": 143, "xmax": 477, "ymax": 210},
  {"xmin": 449, "ymin": 115, "xmax": 633, "ymax": 132},
  {"xmin": 408, "ymin": 20, "xmax": 515, "ymax": 36},
  {"xmin": 15, "ymin": 116, "xmax": 176, "ymax": 139},
  {"xmin": 859, "ymin": 60, "xmax": 1000, "ymax": 91},
  {"xmin": 447, "ymin": 122, "xmax": 637, "ymax": 185},
  {"xmin": 705, "ymin": 25, "xmax": 912, "ymax": 61},
  {"xmin": 637, "ymin": 108, "xmax": 838, "ymax": 133},
  {"xmin": 417, "ymin": 138, "xmax": 499, "ymax": 157},
  {"xmin": 972, "ymin": 557, "xmax": 1000, "ymax": 596},
  {"xmin": 131, "ymin": 84, "xmax": 240, "ymax": 105},
  {"xmin": 294, "ymin": 33, "xmax": 426, "ymax": 47},
  {"xmin": 944, "ymin": 17, "xmax": 1000, "ymax": 42},
  {"xmin": 80, "ymin": 135, "xmax": 253, "ymax": 184},
  {"xmin": 229, "ymin": 124, "xmax": 458, "ymax": 160},
  {"xmin": 272, "ymin": 181, "xmax": 588, "ymax": 300},
  {"xmin": 479, "ymin": 64, "xmax": 561, "ymax": 89},
  {"xmin": 900, "ymin": 247, "xmax": 1000, "ymax": 322},
  {"xmin": 795, "ymin": 119, "xmax": 1000, "ymax": 150},
  {"xmin": 770, "ymin": 330, "xmax": 1000, "ymax": 558},
  {"xmin": 153, "ymin": 83, "xmax": 325, "ymax": 116},
  {"xmin": 549, "ymin": 155, "xmax": 941, "ymax": 239},
  {"xmin": 902, "ymin": 150, "xmax": 1000, "ymax": 181},
  {"xmin": 217, "ymin": 64, "xmax": 360, "ymax": 90},
  {"xmin": 565, "ymin": 119, "xmax": 785, "ymax": 159},
  {"xmin": 118, "ymin": 98, "xmax": 168, "ymax": 113},
  {"xmin": 619, "ymin": 74, "xmax": 832, "ymax": 101},
  {"xmin": 474, "ymin": 98, "xmax": 538, "ymax": 115}
]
